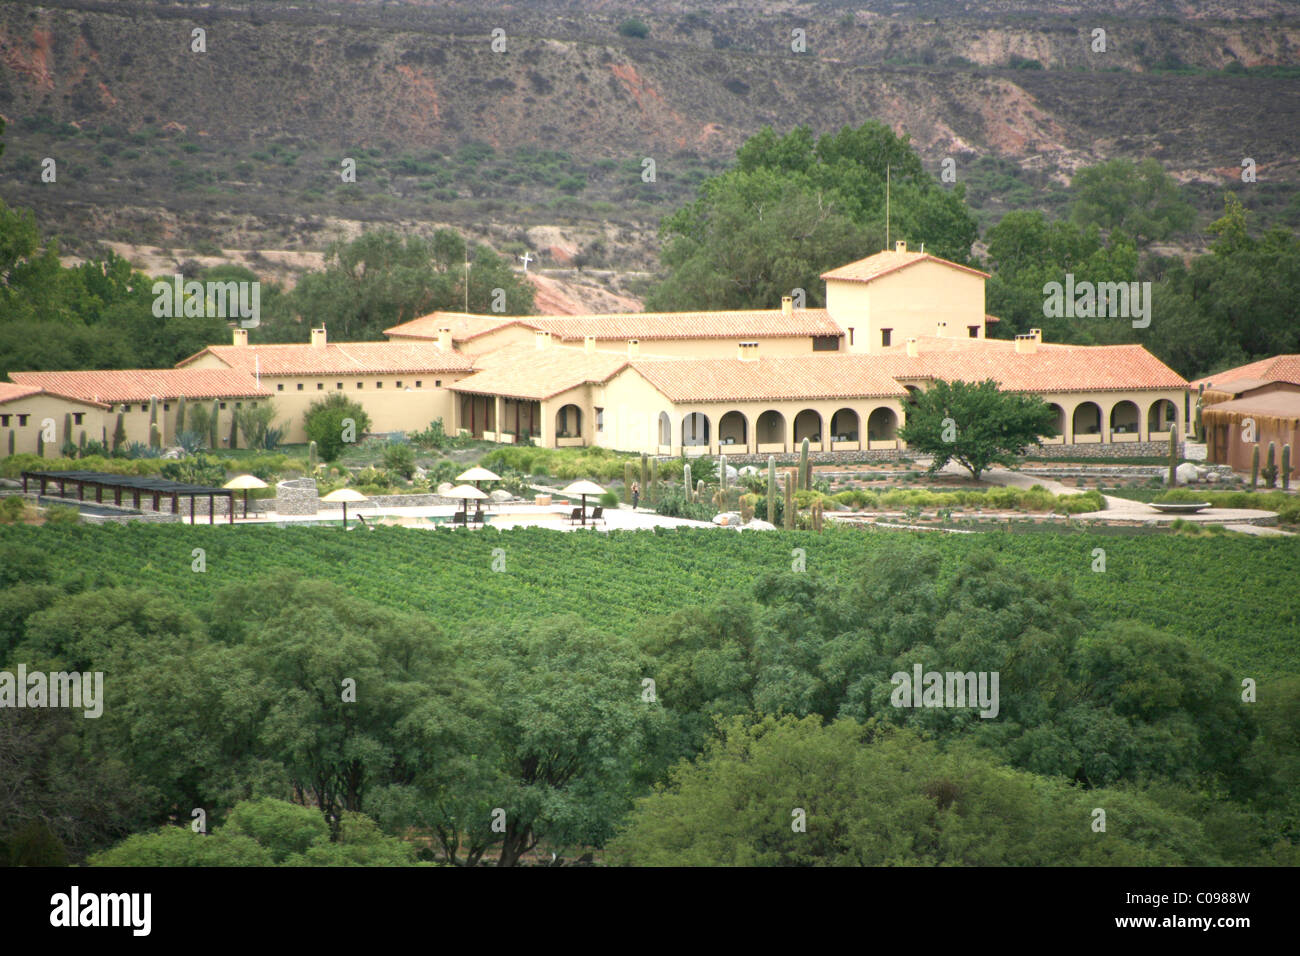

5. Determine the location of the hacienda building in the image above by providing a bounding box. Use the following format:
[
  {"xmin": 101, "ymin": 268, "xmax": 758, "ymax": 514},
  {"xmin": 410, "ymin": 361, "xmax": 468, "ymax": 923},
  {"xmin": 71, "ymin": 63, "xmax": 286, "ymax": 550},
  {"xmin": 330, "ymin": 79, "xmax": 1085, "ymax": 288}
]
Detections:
[{"xmin": 4, "ymin": 242, "xmax": 1194, "ymax": 461}]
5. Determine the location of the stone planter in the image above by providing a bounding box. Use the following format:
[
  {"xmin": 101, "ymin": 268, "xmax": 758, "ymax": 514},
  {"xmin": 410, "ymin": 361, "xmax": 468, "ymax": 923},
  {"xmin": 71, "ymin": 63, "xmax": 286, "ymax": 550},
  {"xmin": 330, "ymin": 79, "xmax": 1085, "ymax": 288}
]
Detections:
[{"xmin": 535, "ymin": 494, "xmax": 552, "ymax": 506}]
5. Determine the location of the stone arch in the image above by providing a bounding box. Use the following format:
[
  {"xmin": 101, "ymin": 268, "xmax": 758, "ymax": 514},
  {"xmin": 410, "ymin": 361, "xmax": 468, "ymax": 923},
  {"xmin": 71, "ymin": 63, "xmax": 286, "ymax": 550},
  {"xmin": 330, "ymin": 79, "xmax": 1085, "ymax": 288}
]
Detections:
[
  {"xmin": 682, "ymin": 412, "xmax": 710, "ymax": 446},
  {"xmin": 830, "ymin": 408, "xmax": 860, "ymax": 442}
]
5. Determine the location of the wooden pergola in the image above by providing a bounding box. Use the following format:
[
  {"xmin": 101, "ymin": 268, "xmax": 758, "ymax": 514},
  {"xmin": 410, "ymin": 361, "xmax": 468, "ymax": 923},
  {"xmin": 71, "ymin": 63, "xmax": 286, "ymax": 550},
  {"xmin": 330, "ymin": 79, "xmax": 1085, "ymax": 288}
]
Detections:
[{"xmin": 21, "ymin": 470, "xmax": 238, "ymax": 525}]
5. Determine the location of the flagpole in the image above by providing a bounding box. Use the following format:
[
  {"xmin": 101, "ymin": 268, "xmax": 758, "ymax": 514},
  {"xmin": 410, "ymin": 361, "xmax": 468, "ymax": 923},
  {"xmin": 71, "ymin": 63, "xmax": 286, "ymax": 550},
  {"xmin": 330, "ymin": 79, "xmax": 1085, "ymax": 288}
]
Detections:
[{"xmin": 886, "ymin": 164, "xmax": 890, "ymax": 250}]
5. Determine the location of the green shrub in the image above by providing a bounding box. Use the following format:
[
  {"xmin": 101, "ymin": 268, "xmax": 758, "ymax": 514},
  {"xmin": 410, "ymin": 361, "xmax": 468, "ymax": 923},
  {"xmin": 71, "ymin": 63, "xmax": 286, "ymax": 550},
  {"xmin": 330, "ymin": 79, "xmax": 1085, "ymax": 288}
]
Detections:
[
  {"xmin": 0, "ymin": 496, "xmax": 28, "ymax": 523},
  {"xmin": 381, "ymin": 442, "xmax": 417, "ymax": 479},
  {"xmin": 43, "ymin": 504, "xmax": 80, "ymax": 525},
  {"xmin": 617, "ymin": 18, "xmax": 650, "ymax": 39}
]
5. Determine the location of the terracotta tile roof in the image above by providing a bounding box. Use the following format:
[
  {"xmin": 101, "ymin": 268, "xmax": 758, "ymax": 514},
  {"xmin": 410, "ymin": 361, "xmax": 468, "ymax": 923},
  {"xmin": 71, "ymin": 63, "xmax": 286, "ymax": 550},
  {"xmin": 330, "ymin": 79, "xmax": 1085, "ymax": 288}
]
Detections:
[
  {"xmin": 821, "ymin": 249, "xmax": 990, "ymax": 283},
  {"xmin": 184, "ymin": 341, "xmax": 474, "ymax": 376},
  {"xmin": 879, "ymin": 337, "xmax": 1188, "ymax": 393},
  {"xmin": 0, "ymin": 382, "xmax": 48, "ymax": 404},
  {"xmin": 383, "ymin": 312, "xmax": 531, "ymax": 342},
  {"xmin": 629, "ymin": 355, "xmax": 909, "ymax": 403},
  {"xmin": 524, "ymin": 309, "xmax": 843, "ymax": 341},
  {"xmin": 10, "ymin": 368, "xmax": 270, "ymax": 404},
  {"xmin": 1190, "ymin": 355, "xmax": 1300, "ymax": 390},
  {"xmin": 450, "ymin": 344, "xmax": 629, "ymax": 400},
  {"xmin": 1201, "ymin": 391, "xmax": 1300, "ymax": 422}
]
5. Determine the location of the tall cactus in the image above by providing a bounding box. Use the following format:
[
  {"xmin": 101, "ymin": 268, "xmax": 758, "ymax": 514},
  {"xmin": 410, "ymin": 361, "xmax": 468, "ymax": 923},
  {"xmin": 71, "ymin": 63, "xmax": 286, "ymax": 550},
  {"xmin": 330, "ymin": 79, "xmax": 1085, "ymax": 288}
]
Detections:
[
  {"xmin": 683, "ymin": 463, "xmax": 692, "ymax": 502},
  {"xmin": 720, "ymin": 454, "xmax": 728, "ymax": 507},
  {"xmin": 1283, "ymin": 444, "xmax": 1292, "ymax": 492},
  {"xmin": 63, "ymin": 413, "xmax": 72, "ymax": 450},
  {"xmin": 228, "ymin": 406, "xmax": 239, "ymax": 450},
  {"xmin": 112, "ymin": 412, "xmax": 126, "ymax": 453},
  {"xmin": 7, "ymin": 430, "xmax": 14, "ymax": 457},
  {"xmin": 650, "ymin": 457, "xmax": 659, "ymax": 505},
  {"xmin": 308, "ymin": 440, "xmax": 319, "ymax": 470},
  {"xmin": 783, "ymin": 470, "xmax": 795, "ymax": 530},
  {"xmin": 640, "ymin": 453, "xmax": 649, "ymax": 494},
  {"xmin": 624, "ymin": 461, "xmax": 635, "ymax": 502},
  {"xmin": 176, "ymin": 396, "xmax": 187, "ymax": 437},
  {"xmin": 766, "ymin": 455, "xmax": 777, "ymax": 524},
  {"xmin": 148, "ymin": 396, "xmax": 160, "ymax": 448},
  {"xmin": 1251, "ymin": 444, "xmax": 1260, "ymax": 490},
  {"xmin": 209, "ymin": 400, "xmax": 219, "ymax": 449},
  {"xmin": 78, "ymin": 430, "xmax": 86, "ymax": 453},
  {"xmin": 811, "ymin": 498, "xmax": 824, "ymax": 533},
  {"xmin": 1193, "ymin": 384, "xmax": 1205, "ymax": 442},
  {"xmin": 696, "ymin": 479, "xmax": 705, "ymax": 504},
  {"xmin": 1264, "ymin": 441, "xmax": 1278, "ymax": 488},
  {"xmin": 1167, "ymin": 429, "xmax": 1177, "ymax": 486},
  {"xmin": 799, "ymin": 437, "xmax": 810, "ymax": 490}
]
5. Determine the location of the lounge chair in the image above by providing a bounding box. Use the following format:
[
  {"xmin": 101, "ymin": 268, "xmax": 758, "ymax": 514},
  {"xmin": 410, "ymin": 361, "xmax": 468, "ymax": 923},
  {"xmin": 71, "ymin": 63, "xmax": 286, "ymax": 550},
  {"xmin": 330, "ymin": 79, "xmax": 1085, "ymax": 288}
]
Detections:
[
  {"xmin": 567, "ymin": 507, "xmax": 583, "ymax": 525},
  {"xmin": 589, "ymin": 506, "xmax": 605, "ymax": 525},
  {"xmin": 451, "ymin": 510, "xmax": 467, "ymax": 526},
  {"xmin": 471, "ymin": 509, "xmax": 485, "ymax": 526}
]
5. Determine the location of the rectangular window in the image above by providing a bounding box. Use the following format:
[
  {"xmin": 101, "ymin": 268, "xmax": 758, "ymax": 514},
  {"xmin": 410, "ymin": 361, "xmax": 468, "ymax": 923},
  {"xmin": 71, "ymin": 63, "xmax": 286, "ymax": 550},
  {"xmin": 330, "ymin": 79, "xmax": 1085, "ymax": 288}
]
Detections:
[
  {"xmin": 297, "ymin": 383, "xmax": 304, "ymax": 391},
  {"xmin": 376, "ymin": 381, "xmax": 383, "ymax": 389},
  {"xmin": 18, "ymin": 415, "xmax": 29, "ymax": 426},
  {"xmin": 596, "ymin": 408, "xmax": 604, "ymax": 432},
  {"xmin": 220, "ymin": 402, "xmax": 227, "ymax": 410},
  {"xmin": 73, "ymin": 413, "xmax": 84, "ymax": 425},
  {"xmin": 415, "ymin": 381, "xmax": 422, "ymax": 388},
  {"xmin": 848, "ymin": 328, "xmax": 855, "ymax": 346},
  {"xmin": 811, "ymin": 335, "xmax": 839, "ymax": 351},
  {"xmin": 164, "ymin": 403, "xmax": 170, "ymax": 411},
  {"xmin": 141, "ymin": 404, "xmax": 149, "ymax": 413},
  {"xmin": 435, "ymin": 380, "xmax": 441, "ymax": 388},
  {"xmin": 968, "ymin": 326, "xmax": 979, "ymax": 338},
  {"xmin": 317, "ymin": 383, "xmax": 324, "ymax": 390},
  {"xmin": 235, "ymin": 402, "xmax": 243, "ymax": 409},
  {"xmin": 357, "ymin": 382, "xmax": 363, "ymax": 389},
  {"xmin": 277, "ymin": 383, "xmax": 284, "ymax": 391},
  {"xmin": 336, "ymin": 383, "xmax": 343, "ymax": 390},
  {"xmin": 881, "ymin": 329, "xmax": 892, "ymax": 347},
  {"xmin": 396, "ymin": 381, "xmax": 403, "ymax": 388},
  {"xmin": 0, "ymin": 415, "xmax": 9, "ymax": 427}
]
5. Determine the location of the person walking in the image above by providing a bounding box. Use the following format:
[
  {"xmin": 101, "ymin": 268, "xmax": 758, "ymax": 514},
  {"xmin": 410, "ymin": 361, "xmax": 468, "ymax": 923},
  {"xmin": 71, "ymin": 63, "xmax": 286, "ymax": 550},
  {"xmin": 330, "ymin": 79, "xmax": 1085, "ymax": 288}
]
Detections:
[{"xmin": 631, "ymin": 481, "xmax": 640, "ymax": 510}]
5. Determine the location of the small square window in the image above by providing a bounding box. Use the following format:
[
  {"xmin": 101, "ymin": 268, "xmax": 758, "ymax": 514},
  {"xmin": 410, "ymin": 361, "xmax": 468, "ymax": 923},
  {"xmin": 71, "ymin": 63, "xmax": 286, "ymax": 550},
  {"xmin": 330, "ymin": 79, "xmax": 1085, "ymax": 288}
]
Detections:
[
  {"xmin": 164, "ymin": 403, "xmax": 171, "ymax": 411},
  {"xmin": 376, "ymin": 381, "xmax": 383, "ymax": 389},
  {"xmin": 297, "ymin": 383, "xmax": 304, "ymax": 391},
  {"xmin": 396, "ymin": 381, "xmax": 403, "ymax": 388},
  {"xmin": 317, "ymin": 383, "xmax": 324, "ymax": 390},
  {"xmin": 435, "ymin": 380, "xmax": 441, "ymax": 387},
  {"xmin": 235, "ymin": 402, "xmax": 243, "ymax": 409},
  {"xmin": 357, "ymin": 382, "xmax": 363, "ymax": 389},
  {"xmin": 18, "ymin": 414, "xmax": 29, "ymax": 426},
  {"xmin": 220, "ymin": 402, "xmax": 227, "ymax": 410},
  {"xmin": 968, "ymin": 326, "xmax": 979, "ymax": 338},
  {"xmin": 73, "ymin": 413, "xmax": 84, "ymax": 425},
  {"xmin": 0, "ymin": 415, "xmax": 10, "ymax": 427},
  {"xmin": 141, "ymin": 404, "xmax": 149, "ymax": 413},
  {"xmin": 415, "ymin": 380, "xmax": 422, "ymax": 388},
  {"xmin": 336, "ymin": 383, "xmax": 343, "ymax": 390},
  {"xmin": 277, "ymin": 383, "xmax": 285, "ymax": 391}
]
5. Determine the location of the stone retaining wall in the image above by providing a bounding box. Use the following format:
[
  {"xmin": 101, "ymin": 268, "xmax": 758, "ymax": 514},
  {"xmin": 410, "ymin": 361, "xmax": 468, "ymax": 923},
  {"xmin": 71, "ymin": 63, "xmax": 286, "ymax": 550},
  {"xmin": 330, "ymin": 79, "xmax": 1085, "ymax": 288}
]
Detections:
[{"xmin": 693, "ymin": 441, "xmax": 1184, "ymax": 467}]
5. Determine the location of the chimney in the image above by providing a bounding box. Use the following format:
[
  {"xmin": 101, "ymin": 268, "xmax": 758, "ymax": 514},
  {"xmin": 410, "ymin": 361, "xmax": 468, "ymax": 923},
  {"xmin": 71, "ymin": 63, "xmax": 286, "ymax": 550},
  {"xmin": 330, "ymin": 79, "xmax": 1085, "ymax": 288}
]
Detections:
[
  {"xmin": 936, "ymin": 321, "xmax": 947, "ymax": 337},
  {"xmin": 534, "ymin": 330, "xmax": 551, "ymax": 350},
  {"xmin": 781, "ymin": 295, "xmax": 793, "ymax": 315},
  {"xmin": 232, "ymin": 328, "xmax": 248, "ymax": 347},
  {"xmin": 737, "ymin": 341, "xmax": 758, "ymax": 361},
  {"xmin": 584, "ymin": 335, "xmax": 596, "ymax": 354},
  {"xmin": 1015, "ymin": 333, "xmax": 1038, "ymax": 355},
  {"xmin": 895, "ymin": 240, "xmax": 907, "ymax": 253},
  {"xmin": 1029, "ymin": 327, "xmax": 1042, "ymax": 343},
  {"xmin": 628, "ymin": 339, "xmax": 640, "ymax": 358},
  {"xmin": 437, "ymin": 327, "xmax": 452, "ymax": 350},
  {"xmin": 310, "ymin": 327, "xmax": 327, "ymax": 348},
  {"xmin": 905, "ymin": 337, "xmax": 919, "ymax": 358}
]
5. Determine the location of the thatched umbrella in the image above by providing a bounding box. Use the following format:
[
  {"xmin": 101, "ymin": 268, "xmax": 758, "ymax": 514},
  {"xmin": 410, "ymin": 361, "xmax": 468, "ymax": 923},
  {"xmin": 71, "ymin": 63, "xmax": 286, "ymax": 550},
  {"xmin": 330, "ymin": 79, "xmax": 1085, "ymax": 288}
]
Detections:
[
  {"xmin": 561, "ymin": 480, "xmax": 606, "ymax": 526},
  {"xmin": 223, "ymin": 474, "xmax": 268, "ymax": 519},
  {"xmin": 446, "ymin": 484, "xmax": 488, "ymax": 525},
  {"xmin": 320, "ymin": 487, "xmax": 368, "ymax": 530}
]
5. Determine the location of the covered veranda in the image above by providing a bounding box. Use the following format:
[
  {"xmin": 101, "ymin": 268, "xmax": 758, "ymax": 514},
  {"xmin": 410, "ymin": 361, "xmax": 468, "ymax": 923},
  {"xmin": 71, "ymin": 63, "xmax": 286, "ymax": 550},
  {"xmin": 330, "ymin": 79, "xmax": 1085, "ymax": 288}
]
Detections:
[{"xmin": 20, "ymin": 470, "xmax": 239, "ymax": 524}]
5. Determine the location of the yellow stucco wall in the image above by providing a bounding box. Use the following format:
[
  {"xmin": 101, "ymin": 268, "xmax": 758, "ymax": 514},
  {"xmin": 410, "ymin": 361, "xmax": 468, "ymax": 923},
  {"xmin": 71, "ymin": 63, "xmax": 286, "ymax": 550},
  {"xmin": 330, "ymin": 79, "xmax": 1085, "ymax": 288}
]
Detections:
[
  {"xmin": 1, "ymin": 394, "xmax": 107, "ymax": 456},
  {"xmin": 827, "ymin": 260, "xmax": 986, "ymax": 353},
  {"xmin": 258, "ymin": 374, "xmax": 464, "ymax": 443},
  {"xmin": 565, "ymin": 335, "xmax": 828, "ymax": 359}
]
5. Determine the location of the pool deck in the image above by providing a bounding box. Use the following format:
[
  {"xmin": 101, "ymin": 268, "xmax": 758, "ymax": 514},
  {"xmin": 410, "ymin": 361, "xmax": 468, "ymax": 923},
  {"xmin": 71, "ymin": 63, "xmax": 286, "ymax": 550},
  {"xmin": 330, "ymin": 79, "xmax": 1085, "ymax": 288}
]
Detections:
[{"xmin": 239, "ymin": 502, "xmax": 719, "ymax": 531}]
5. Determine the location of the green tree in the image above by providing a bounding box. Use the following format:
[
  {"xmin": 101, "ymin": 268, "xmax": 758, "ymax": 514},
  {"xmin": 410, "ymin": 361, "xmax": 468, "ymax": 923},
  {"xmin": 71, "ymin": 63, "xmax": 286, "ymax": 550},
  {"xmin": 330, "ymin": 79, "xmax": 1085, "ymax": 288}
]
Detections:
[
  {"xmin": 303, "ymin": 392, "xmax": 372, "ymax": 462},
  {"xmin": 898, "ymin": 379, "xmax": 1057, "ymax": 480},
  {"xmin": 1069, "ymin": 158, "xmax": 1196, "ymax": 247}
]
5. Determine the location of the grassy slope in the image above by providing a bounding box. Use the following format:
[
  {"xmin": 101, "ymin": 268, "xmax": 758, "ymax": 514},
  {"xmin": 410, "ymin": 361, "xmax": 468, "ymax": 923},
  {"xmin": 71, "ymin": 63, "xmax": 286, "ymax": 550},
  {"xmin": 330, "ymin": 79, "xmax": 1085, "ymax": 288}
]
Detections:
[{"xmin": 3, "ymin": 523, "xmax": 1296, "ymax": 677}]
